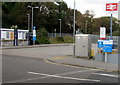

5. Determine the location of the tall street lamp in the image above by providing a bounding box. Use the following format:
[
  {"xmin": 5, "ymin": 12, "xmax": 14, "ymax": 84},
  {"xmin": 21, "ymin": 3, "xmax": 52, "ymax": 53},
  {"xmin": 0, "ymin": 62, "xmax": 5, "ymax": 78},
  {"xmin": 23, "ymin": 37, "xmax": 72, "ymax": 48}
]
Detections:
[
  {"xmin": 27, "ymin": 13, "xmax": 30, "ymax": 31},
  {"xmin": 27, "ymin": 13, "xmax": 30, "ymax": 45},
  {"xmin": 85, "ymin": 20, "xmax": 88, "ymax": 34},
  {"xmin": 59, "ymin": 19, "xmax": 62, "ymax": 37},
  {"xmin": 73, "ymin": 0, "xmax": 76, "ymax": 57},
  {"xmin": 28, "ymin": 5, "xmax": 39, "ymax": 45}
]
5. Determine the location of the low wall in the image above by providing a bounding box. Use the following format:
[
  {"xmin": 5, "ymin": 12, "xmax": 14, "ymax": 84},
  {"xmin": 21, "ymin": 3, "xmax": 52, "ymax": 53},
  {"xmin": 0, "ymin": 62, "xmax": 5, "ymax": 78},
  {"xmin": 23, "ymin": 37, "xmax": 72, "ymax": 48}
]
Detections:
[
  {"xmin": 95, "ymin": 53, "xmax": 120, "ymax": 65},
  {"xmin": 2, "ymin": 40, "xmax": 28, "ymax": 47}
]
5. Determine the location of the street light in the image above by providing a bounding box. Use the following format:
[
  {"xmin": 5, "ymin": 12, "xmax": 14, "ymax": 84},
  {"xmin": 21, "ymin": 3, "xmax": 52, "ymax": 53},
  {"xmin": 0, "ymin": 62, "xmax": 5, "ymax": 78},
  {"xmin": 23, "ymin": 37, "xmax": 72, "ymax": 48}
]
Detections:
[
  {"xmin": 28, "ymin": 5, "xmax": 39, "ymax": 45},
  {"xmin": 73, "ymin": 0, "xmax": 76, "ymax": 57},
  {"xmin": 27, "ymin": 13, "xmax": 30, "ymax": 31},
  {"xmin": 59, "ymin": 19, "xmax": 61, "ymax": 37},
  {"xmin": 85, "ymin": 20, "xmax": 88, "ymax": 34}
]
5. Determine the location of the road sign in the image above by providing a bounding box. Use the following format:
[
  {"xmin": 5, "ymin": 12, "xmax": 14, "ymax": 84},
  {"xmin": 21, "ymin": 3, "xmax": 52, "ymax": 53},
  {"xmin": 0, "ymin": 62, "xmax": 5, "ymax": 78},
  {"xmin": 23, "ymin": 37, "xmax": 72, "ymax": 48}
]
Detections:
[
  {"xmin": 98, "ymin": 40, "xmax": 103, "ymax": 48},
  {"xmin": 103, "ymin": 40, "xmax": 113, "ymax": 52},
  {"xmin": 100, "ymin": 27, "xmax": 106, "ymax": 39},
  {"xmin": 106, "ymin": 3, "xmax": 118, "ymax": 11},
  {"xmin": 33, "ymin": 26, "xmax": 36, "ymax": 41}
]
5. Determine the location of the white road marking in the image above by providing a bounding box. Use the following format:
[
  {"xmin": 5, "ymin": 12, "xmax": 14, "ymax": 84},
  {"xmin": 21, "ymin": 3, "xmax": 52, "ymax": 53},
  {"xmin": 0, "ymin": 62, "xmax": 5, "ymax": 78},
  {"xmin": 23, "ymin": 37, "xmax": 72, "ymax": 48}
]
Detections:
[
  {"xmin": 55, "ymin": 69, "xmax": 95, "ymax": 76},
  {"xmin": 4, "ymin": 69, "xmax": 96, "ymax": 83},
  {"xmin": 92, "ymin": 73, "xmax": 119, "ymax": 78},
  {"xmin": 28, "ymin": 71, "xmax": 100, "ymax": 82}
]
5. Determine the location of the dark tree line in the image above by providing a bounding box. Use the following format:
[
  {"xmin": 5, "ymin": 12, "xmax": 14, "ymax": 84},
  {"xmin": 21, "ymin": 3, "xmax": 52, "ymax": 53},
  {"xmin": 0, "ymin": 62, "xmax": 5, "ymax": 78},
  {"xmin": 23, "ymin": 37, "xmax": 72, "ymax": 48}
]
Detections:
[{"xmin": 2, "ymin": 2, "xmax": 120, "ymax": 35}]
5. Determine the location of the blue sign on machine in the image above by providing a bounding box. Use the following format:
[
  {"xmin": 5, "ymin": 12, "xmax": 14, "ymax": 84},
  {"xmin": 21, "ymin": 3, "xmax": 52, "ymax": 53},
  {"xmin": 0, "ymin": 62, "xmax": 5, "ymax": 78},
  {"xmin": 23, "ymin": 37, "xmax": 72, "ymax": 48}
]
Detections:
[
  {"xmin": 103, "ymin": 40, "xmax": 113, "ymax": 53},
  {"xmin": 33, "ymin": 26, "xmax": 36, "ymax": 41},
  {"xmin": 98, "ymin": 40, "xmax": 103, "ymax": 48}
]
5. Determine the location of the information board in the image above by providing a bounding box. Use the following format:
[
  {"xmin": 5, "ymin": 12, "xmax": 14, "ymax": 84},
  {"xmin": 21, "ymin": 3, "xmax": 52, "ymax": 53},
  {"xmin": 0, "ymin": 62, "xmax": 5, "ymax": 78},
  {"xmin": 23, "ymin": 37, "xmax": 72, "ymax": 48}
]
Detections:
[
  {"xmin": 103, "ymin": 40, "xmax": 113, "ymax": 52},
  {"xmin": 98, "ymin": 40, "xmax": 103, "ymax": 48}
]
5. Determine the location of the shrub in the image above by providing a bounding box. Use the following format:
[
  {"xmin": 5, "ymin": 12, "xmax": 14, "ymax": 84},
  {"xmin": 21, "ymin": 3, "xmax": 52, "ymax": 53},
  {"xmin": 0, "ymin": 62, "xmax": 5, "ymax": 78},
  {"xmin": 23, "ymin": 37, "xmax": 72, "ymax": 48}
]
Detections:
[
  {"xmin": 36, "ymin": 28, "xmax": 50, "ymax": 44},
  {"xmin": 63, "ymin": 36, "xmax": 73, "ymax": 43},
  {"xmin": 49, "ymin": 36, "xmax": 73, "ymax": 44}
]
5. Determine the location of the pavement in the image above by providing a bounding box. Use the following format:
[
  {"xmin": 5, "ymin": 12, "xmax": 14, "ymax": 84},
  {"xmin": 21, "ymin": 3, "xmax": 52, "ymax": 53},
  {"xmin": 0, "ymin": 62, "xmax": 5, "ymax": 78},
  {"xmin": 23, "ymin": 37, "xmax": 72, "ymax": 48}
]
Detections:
[
  {"xmin": 47, "ymin": 56, "xmax": 119, "ymax": 72},
  {"xmin": 1, "ymin": 44, "xmax": 120, "ymax": 72}
]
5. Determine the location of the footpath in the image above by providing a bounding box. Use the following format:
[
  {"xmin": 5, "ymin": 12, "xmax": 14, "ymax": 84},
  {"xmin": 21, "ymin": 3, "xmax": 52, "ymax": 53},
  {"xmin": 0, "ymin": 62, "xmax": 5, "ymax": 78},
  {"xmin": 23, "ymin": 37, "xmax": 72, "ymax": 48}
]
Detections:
[
  {"xmin": 1, "ymin": 44, "xmax": 119, "ymax": 72},
  {"xmin": 47, "ymin": 55, "xmax": 119, "ymax": 72}
]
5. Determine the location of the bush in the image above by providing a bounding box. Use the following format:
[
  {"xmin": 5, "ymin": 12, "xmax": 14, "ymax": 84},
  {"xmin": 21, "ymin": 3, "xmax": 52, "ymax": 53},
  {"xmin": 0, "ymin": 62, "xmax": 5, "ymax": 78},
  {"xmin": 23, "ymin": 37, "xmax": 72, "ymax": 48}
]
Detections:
[
  {"xmin": 49, "ymin": 36, "xmax": 73, "ymax": 44},
  {"xmin": 36, "ymin": 28, "xmax": 50, "ymax": 44},
  {"xmin": 49, "ymin": 36, "xmax": 64, "ymax": 44},
  {"xmin": 112, "ymin": 31, "xmax": 120, "ymax": 36},
  {"xmin": 63, "ymin": 36, "xmax": 73, "ymax": 43}
]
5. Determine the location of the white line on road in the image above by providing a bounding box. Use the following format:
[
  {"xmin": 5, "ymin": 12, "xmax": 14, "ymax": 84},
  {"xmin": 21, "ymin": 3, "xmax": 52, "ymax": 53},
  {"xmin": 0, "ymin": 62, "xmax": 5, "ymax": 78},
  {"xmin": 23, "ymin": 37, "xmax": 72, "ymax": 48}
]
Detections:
[
  {"xmin": 92, "ymin": 73, "xmax": 119, "ymax": 78},
  {"xmin": 28, "ymin": 71, "xmax": 100, "ymax": 82}
]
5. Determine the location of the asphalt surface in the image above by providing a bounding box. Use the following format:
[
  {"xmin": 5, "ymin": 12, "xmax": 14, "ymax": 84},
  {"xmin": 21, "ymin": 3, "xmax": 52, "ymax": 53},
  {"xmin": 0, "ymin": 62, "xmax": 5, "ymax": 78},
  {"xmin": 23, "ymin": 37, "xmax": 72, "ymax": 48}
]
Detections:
[{"xmin": 2, "ymin": 54, "xmax": 119, "ymax": 83}]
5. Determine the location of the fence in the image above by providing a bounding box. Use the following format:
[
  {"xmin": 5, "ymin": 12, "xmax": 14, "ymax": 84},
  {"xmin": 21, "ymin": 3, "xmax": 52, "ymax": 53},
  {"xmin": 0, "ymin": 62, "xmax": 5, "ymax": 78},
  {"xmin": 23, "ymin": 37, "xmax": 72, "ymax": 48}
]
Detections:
[
  {"xmin": 48, "ymin": 33, "xmax": 120, "ymax": 54},
  {"xmin": 91, "ymin": 35, "xmax": 120, "ymax": 54},
  {"xmin": 48, "ymin": 33, "xmax": 73, "ymax": 37}
]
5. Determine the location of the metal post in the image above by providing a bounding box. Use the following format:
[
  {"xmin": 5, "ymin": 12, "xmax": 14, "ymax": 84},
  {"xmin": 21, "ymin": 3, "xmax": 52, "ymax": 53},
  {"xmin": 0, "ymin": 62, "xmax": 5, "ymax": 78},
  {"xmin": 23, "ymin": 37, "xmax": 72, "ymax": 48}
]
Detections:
[
  {"xmin": 105, "ymin": 52, "xmax": 107, "ymax": 63},
  {"xmin": 60, "ymin": 19, "xmax": 61, "ymax": 37},
  {"xmin": 110, "ymin": 13, "xmax": 112, "ymax": 40},
  {"xmin": 32, "ymin": 7, "xmax": 33, "ymax": 33},
  {"xmin": 85, "ymin": 21, "xmax": 88, "ymax": 34},
  {"xmin": 27, "ymin": 13, "xmax": 30, "ymax": 31},
  {"xmin": 73, "ymin": 0, "xmax": 76, "ymax": 57},
  {"xmin": 54, "ymin": 29, "xmax": 56, "ymax": 37},
  {"xmin": 59, "ymin": 19, "xmax": 61, "ymax": 37},
  {"xmin": 27, "ymin": 13, "xmax": 30, "ymax": 45}
]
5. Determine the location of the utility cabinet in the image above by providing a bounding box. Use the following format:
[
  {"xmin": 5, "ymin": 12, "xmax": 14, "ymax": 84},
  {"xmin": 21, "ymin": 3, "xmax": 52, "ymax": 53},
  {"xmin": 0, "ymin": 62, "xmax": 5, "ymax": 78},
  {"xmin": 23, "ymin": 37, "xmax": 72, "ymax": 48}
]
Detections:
[{"xmin": 75, "ymin": 34, "xmax": 91, "ymax": 58}]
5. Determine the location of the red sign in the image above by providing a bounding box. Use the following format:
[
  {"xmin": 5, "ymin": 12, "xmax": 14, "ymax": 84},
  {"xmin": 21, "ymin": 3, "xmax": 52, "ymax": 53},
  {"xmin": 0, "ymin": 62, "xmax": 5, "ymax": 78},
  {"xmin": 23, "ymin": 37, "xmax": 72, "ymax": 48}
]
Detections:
[{"xmin": 106, "ymin": 3, "xmax": 118, "ymax": 11}]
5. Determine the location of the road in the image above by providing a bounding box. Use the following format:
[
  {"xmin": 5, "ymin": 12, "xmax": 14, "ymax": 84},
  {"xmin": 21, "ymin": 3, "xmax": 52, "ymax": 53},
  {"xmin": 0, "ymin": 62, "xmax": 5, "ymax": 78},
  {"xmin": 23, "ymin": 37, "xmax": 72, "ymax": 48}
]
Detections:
[{"xmin": 2, "ymin": 46, "xmax": 119, "ymax": 83}]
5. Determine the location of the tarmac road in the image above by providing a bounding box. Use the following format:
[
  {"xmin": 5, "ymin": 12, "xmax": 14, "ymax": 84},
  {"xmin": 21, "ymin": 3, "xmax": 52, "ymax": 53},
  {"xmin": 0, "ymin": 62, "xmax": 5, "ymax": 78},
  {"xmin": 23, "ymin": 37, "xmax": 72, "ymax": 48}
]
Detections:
[{"xmin": 2, "ymin": 55, "xmax": 118, "ymax": 83}]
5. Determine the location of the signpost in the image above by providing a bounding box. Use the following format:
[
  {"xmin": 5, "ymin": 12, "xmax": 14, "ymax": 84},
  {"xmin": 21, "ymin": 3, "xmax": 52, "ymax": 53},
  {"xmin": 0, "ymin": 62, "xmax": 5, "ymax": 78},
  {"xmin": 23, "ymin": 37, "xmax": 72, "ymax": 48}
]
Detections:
[
  {"xmin": 106, "ymin": 3, "xmax": 118, "ymax": 39},
  {"xmin": 103, "ymin": 40, "xmax": 113, "ymax": 63},
  {"xmin": 33, "ymin": 26, "xmax": 36, "ymax": 45}
]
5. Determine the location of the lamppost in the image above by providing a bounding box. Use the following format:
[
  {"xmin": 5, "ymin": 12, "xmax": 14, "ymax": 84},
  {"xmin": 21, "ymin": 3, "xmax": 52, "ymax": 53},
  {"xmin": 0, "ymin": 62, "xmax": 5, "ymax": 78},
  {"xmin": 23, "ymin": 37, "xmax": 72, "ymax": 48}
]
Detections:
[
  {"xmin": 73, "ymin": 0, "xmax": 76, "ymax": 57},
  {"xmin": 28, "ymin": 5, "xmax": 39, "ymax": 45},
  {"xmin": 27, "ymin": 13, "xmax": 30, "ymax": 45},
  {"xmin": 27, "ymin": 13, "xmax": 30, "ymax": 31},
  {"xmin": 59, "ymin": 19, "xmax": 61, "ymax": 37},
  {"xmin": 85, "ymin": 20, "xmax": 88, "ymax": 34}
]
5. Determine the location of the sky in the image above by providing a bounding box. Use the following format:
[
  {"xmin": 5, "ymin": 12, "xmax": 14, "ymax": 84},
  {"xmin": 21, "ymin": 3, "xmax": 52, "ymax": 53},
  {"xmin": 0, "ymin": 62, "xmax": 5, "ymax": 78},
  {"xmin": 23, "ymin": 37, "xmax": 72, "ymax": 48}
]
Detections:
[{"xmin": 63, "ymin": 0, "xmax": 119, "ymax": 18}]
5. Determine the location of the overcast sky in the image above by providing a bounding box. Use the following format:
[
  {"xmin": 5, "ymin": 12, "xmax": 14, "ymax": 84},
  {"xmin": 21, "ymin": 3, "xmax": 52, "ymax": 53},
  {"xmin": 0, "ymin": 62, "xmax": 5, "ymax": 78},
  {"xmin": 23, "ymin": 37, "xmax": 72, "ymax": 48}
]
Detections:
[{"xmin": 63, "ymin": 0, "xmax": 119, "ymax": 18}]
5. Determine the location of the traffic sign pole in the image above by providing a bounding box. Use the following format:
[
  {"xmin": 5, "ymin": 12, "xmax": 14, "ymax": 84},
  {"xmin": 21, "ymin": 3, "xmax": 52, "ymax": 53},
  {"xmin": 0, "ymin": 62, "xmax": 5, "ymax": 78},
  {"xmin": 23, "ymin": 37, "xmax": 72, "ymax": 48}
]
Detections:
[
  {"xmin": 110, "ymin": 13, "xmax": 113, "ymax": 40},
  {"xmin": 105, "ymin": 52, "xmax": 107, "ymax": 63}
]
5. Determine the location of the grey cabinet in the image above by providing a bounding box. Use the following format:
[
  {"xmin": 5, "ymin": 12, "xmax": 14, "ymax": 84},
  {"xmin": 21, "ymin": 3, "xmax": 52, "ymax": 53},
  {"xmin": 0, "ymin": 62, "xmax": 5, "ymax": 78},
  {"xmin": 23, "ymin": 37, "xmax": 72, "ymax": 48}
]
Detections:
[{"xmin": 75, "ymin": 34, "xmax": 91, "ymax": 57}]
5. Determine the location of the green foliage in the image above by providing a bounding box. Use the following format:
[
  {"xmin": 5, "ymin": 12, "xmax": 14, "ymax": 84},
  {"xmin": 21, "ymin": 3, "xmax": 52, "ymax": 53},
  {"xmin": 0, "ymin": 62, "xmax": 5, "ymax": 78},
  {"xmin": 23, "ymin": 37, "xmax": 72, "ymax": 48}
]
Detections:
[
  {"xmin": 63, "ymin": 36, "xmax": 73, "ymax": 43},
  {"xmin": 49, "ymin": 36, "xmax": 73, "ymax": 44},
  {"xmin": 36, "ymin": 28, "xmax": 50, "ymax": 44},
  {"xmin": 112, "ymin": 31, "xmax": 120, "ymax": 36},
  {"xmin": 49, "ymin": 36, "xmax": 63, "ymax": 44}
]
